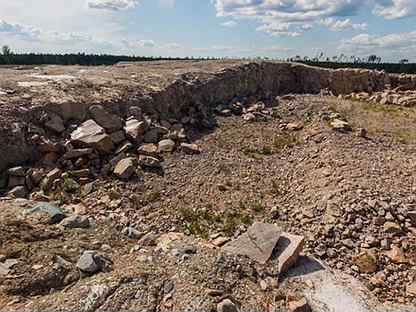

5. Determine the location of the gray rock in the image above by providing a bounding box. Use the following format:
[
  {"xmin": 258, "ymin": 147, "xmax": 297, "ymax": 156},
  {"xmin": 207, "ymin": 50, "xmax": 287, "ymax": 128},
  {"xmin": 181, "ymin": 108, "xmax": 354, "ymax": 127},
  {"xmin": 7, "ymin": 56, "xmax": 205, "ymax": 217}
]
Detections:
[
  {"xmin": 25, "ymin": 202, "xmax": 66, "ymax": 224},
  {"xmin": 71, "ymin": 120, "xmax": 114, "ymax": 154},
  {"xmin": 89, "ymin": 105, "xmax": 123, "ymax": 133},
  {"xmin": 223, "ymin": 222, "xmax": 281, "ymax": 264},
  {"xmin": 44, "ymin": 113, "xmax": 65, "ymax": 133},
  {"xmin": 114, "ymin": 157, "xmax": 136, "ymax": 180},
  {"xmin": 217, "ymin": 299, "xmax": 239, "ymax": 312},
  {"xmin": 60, "ymin": 215, "xmax": 90, "ymax": 229},
  {"xmin": 77, "ymin": 251, "xmax": 100, "ymax": 273},
  {"xmin": 158, "ymin": 139, "xmax": 175, "ymax": 153},
  {"xmin": 7, "ymin": 166, "xmax": 26, "ymax": 177},
  {"xmin": 7, "ymin": 186, "xmax": 28, "ymax": 198}
]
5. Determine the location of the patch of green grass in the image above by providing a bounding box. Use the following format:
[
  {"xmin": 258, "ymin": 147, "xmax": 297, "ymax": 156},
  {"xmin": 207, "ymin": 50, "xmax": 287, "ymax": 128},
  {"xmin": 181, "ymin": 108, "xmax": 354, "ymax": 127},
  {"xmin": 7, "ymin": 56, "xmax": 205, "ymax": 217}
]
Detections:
[{"xmin": 179, "ymin": 207, "xmax": 252, "ymax": 238}]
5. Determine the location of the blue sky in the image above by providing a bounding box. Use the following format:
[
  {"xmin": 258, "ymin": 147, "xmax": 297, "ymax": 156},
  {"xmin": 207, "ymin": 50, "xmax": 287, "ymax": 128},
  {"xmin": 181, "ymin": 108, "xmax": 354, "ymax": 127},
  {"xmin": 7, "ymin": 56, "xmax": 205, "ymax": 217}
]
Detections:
[{"xmin": 0, "ymin": 0, "xmax": 415, "ymax": 62}]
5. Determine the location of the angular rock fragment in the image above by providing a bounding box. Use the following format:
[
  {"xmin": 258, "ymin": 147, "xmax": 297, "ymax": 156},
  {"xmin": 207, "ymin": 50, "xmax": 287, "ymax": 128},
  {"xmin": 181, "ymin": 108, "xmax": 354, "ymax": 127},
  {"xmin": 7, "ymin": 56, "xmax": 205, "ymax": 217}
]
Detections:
[
  {"xmin": 7, "ymin": 185, "xmax": 28, "ymax": 198},
  {"xmin": 89, "ymin": 105, "xmax": 123, "ymax": 133},
  {"xmin": 144, "ymin": 126, "xmax": 168, "ymax": 143},
  {"xmin": 180, "ymin": 143, "xmax": 201, "ymax": 154},
  {"xmin": 124, "ymin": 118, "xmax": 147, "ymax": 144},
  {"xmin": 158, "ymin": 139, "xmax": 175, "ymax": 153},
  {"xmin": 71, "ymin": 120, "xmax": 113, "ymax": 153},
  {"xmin": 41, "ymin": 168, "xmax": 62, "ymax": 191},
  {"xmin": 330, "ymin": 119, "xmax": 351, "ymax": 132},
  {"xmin": 60, "ymin": 215, "xmax": 90, "ymax": 229},
  {"xmin": 223, "ymin": 222, "xmax": 281, "ymax": 264},
  {"xmin": 114, "ymin": 157, "xmax": 136, "ymax": 180},
  {"xmin": 77, "ymin": 251, "xmax": 102, "ymax": 274},
  {"xmin": 137, "ymin": 143, "xmax": 159, "ymax": 157}
]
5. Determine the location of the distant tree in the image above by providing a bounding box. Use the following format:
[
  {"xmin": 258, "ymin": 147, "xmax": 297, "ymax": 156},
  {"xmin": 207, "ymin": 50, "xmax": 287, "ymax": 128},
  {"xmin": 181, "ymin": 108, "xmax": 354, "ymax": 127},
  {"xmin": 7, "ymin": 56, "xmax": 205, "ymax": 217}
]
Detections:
[
  {"xmin": 400, "ymin": 59, "xmax": 409, "ymax": 64},
  {"xmin": 367, "ymin": 54, "xmax": 378, "ymax": 63},
  {"xmin": 1, "ymin": 45, "xmax": 12, "ymax": 64}
]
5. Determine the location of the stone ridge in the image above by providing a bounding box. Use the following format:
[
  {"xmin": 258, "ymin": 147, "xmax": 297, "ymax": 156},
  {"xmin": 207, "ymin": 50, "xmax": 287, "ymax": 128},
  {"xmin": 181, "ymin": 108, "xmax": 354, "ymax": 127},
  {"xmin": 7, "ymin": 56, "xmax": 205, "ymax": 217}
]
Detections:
[{"xmin": 0, "ymin": 60, "xmax": 415, "ymax": 173}]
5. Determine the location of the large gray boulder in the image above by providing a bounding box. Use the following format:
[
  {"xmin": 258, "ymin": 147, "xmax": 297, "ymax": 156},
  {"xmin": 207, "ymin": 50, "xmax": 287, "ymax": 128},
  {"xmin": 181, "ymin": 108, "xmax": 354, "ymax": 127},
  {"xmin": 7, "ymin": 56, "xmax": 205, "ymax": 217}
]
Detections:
[{"xmin": 71, "ymin": 120, "xmax": 114, "ymax": 153}]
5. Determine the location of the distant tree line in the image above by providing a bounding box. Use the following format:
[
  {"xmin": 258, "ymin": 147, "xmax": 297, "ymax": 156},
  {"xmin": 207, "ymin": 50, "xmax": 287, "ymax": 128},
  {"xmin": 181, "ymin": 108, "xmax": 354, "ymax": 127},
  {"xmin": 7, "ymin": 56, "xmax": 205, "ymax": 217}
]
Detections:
[
  {"xmin": 1, "ymin": 45, "xmax": 416, "ymax": 74},
  {"xmin": 0, "ymin": 45, "xmax": 214, "ymax": 66}
]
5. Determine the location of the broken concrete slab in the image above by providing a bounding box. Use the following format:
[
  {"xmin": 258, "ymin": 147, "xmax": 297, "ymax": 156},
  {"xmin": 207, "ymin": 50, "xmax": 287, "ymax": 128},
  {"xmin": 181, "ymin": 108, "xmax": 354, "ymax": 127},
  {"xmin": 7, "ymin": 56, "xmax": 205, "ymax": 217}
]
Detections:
[
  {"xmin": 222, "ymin": 222, "xmax": 281, "ymax": 264},
  {"xmin": 70, "ymin": 120, "xmax": 114, "ymax": 153}
]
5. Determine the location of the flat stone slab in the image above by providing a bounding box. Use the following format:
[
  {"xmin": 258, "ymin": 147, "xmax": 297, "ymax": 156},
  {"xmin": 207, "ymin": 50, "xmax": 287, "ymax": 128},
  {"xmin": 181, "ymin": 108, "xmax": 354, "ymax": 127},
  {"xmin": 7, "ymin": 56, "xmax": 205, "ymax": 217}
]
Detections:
[{"xmin": 223, "ymin": 222, "xmax": 281, "ymax": 264}]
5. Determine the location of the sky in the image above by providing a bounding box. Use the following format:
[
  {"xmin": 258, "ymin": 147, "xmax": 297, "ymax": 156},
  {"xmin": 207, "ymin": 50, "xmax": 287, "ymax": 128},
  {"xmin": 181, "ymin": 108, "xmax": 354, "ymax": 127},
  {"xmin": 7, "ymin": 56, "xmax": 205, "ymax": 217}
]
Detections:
[{"xmin": 0, "ymin": 0, "xmax": 415, "ymax": 62}]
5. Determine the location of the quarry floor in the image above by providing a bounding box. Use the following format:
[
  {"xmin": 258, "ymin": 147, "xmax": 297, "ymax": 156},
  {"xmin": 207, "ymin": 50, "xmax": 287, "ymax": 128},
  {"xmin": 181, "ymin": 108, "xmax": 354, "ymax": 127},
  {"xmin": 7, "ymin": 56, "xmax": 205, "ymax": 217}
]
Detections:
[{"xmin": 1, "ymin": 95, "xmax": 416, "ymax": 311}]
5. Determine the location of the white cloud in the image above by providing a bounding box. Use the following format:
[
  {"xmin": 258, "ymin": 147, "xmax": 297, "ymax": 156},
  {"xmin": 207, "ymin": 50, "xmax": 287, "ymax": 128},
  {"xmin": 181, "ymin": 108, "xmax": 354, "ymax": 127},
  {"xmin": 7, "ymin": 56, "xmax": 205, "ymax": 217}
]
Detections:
[
  {"xmin": 338, "ymin": 31, "xmax": 416, "ymax": 61},
  {"xmin": 0, "ymin": 20, "xmax": 41, "ymax": 41},
  {"xmin": 319, "ymin": 18, "xmax": 367, "ymax": 31},
  {"xmin": 87, "ymin": 0, "xmax": 139, "ymax": 11},
  {"xmin": 122, "ymin": 39, "xmax": 156, "ymax": 48},
  {"xmin": 212, "ymin": 0, "xmax": 367, "ymax": 37},
  {"xmin": 373, "ymin": 0, "xmax": 416, "ymax": 19},
  {"xmin": 221, "ymin": 20, "xmax": 238, "ymax": 27}
]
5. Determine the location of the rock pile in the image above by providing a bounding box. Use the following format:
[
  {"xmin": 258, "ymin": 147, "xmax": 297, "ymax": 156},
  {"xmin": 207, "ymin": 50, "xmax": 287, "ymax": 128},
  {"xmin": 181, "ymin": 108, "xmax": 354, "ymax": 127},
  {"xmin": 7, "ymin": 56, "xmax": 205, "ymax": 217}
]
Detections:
[
  {"xmin": 3, "ymin": 104, "xmax": 202, "ymax": 199},
  {"xmin": 344, "ymin": 90, "xmax": 416, "ymax": 107}
]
